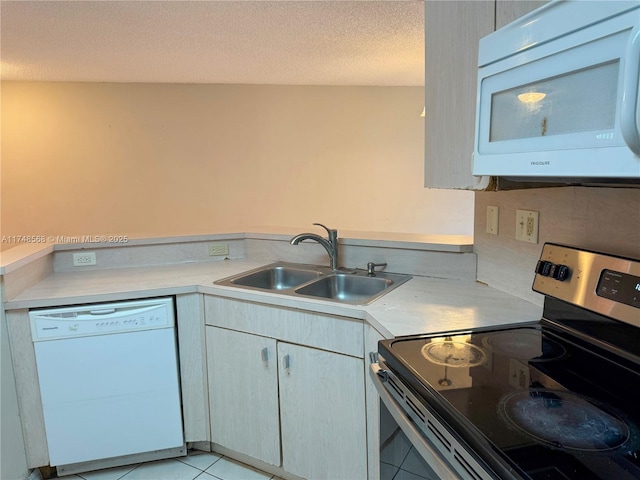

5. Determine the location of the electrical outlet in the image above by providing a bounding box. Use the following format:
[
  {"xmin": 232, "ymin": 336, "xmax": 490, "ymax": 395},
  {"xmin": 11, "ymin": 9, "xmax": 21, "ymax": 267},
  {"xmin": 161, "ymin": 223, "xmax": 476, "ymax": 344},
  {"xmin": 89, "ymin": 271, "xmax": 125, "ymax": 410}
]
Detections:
[
  {"xmin": 208, "ymin": 243, "xmax": 229, "ymax": 256},
  {"xmin": 72, "ymin": 252, "xmax": 96, "ymax": 267},
  {"xmin": 515, "ymin": 210, "xmax": 539, "ymax": 243},
  {"xmin": 486, "ymin": 206, "xmax": 499, "ymax": 235}
]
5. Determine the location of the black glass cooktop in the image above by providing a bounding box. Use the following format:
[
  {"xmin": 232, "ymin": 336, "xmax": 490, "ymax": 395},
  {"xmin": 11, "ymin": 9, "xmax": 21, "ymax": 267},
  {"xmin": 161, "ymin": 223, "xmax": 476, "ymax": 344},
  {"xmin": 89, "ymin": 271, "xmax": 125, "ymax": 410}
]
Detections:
[{"xmin": 379, "ymin": 321, "xmax": 640, "ymax": 480}]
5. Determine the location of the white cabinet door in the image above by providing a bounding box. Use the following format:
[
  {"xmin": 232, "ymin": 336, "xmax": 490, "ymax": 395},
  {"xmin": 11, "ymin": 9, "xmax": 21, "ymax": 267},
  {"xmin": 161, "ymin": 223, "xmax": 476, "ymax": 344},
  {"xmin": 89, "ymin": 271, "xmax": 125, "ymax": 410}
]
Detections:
[
  {"xmin": 278, "ymin": 342, "xmax": 367, "ymax": 480},
  {"xmin": 424, "ymin": 0, "xmax": 494, "ymax": 190},
  {"xmin": 206, "ymin": 327, "xmax": 280, "ymax": 466},
  {"xmin": 423, "ymin": 0, "xmax": 548, "ymax": 190}
]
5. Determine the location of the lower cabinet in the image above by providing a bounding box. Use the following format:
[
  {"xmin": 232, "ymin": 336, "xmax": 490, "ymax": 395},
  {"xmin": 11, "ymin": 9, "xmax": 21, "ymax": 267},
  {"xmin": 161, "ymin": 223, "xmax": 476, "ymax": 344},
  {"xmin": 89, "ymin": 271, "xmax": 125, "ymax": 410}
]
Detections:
[
  {"xmin": 206, "ymin": 327, "xmax": 280, "ymax": 466},
  {"xmin": 204, "ymin": 297, "xmax": 367, "ymax": 480},
  {"xmin": 278, "ymin": 341, "xmax": 366, "ymax": 479}
]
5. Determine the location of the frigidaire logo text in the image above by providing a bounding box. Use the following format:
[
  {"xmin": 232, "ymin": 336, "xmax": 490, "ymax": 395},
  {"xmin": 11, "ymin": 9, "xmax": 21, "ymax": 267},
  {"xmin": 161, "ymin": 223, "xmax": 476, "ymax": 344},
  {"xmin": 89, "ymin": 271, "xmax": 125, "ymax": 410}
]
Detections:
[{"xmin": 530, "ymin": 161, "xmax": 551, "ymax": 166}]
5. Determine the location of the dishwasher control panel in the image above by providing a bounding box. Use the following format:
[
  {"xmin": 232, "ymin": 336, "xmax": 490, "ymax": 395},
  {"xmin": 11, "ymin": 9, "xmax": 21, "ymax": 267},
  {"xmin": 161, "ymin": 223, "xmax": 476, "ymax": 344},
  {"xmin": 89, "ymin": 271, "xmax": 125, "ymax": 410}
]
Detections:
[{"xmin": 29, "ymin": 297, "xmax": 175, "ymax": 341}]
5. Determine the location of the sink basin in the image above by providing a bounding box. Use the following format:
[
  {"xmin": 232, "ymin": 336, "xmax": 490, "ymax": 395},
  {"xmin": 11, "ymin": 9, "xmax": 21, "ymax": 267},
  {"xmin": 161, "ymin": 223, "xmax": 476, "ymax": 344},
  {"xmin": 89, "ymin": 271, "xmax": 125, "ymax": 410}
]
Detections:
[
  {"xmin": 215, "ymin": 262, "xmax": 411, "ymax": 305},
  {"xmin": 230, "ymin": 265, "xmax": 322, "ymax": 290},
  {"xmin": 295, "ymin": 274, "xmax": 393, "ymax": 303}
]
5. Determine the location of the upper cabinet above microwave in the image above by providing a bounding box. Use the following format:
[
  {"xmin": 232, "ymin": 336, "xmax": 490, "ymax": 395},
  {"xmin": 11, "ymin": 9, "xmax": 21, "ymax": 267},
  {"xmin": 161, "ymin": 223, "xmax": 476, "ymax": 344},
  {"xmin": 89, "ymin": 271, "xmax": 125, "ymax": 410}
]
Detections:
[{"xmin": 473, "ymin": 1, "xmax": 640, "ymax": 184}]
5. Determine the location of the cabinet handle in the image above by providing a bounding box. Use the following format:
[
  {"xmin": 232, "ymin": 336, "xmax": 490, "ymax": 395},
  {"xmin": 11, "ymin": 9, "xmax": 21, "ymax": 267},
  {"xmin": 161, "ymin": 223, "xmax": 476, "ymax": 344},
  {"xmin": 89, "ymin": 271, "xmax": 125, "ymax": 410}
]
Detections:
[
  {"xmin": 261, "ymin": 347, "xmax": 269, "ymax": 365},
  {"xmin": 283, "ymin": 354, "xmax": 290, "ymax": 375}
]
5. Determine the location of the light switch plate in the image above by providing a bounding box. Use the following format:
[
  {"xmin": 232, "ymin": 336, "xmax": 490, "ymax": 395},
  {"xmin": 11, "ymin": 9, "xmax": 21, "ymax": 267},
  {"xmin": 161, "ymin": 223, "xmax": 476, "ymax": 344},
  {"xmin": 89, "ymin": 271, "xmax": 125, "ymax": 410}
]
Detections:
[{"xmin": 486, "ymin": 206, "xmax": 499, "ymax": 235}]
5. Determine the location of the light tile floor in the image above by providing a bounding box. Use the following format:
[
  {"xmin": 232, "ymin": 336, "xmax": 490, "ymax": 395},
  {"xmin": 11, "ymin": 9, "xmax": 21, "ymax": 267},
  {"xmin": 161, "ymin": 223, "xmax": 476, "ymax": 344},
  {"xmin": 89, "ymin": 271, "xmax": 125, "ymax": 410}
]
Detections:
[
  {"xmin": 63, "ymin": 451, "xmax": 283, "ymax": 480},
  {"xmin": 58, "ymin": 442, "xmax": 432, "ymax": 480},
  {"xmin": 380, "ymin": 427, "xmax": 438, "ymax": 480}
]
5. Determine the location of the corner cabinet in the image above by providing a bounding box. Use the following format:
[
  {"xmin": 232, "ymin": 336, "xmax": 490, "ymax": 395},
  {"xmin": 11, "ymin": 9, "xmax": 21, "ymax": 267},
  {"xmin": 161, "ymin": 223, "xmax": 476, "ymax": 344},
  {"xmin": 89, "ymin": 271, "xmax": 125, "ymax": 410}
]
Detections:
[
  {"xmin": 424, "ymin": 0, "xmax": 548, "ymax": 190},
  {"xmin": 204, "ymin": 296, "xmax": 367, "ymax": 480}
]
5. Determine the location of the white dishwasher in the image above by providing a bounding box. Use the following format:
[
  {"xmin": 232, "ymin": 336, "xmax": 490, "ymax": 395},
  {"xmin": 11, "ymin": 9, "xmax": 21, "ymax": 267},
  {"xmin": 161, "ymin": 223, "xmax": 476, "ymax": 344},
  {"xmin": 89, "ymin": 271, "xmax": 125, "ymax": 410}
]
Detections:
[{"xmin": 29, "ymin": 297, "xmax": 185, "ymax": 476}]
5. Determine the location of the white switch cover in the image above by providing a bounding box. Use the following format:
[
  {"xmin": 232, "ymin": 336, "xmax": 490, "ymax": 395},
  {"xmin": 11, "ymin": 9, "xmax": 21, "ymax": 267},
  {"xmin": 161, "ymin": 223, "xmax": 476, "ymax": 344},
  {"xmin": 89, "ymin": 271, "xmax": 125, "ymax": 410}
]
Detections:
[
  {"xmin": 515, "ymin": 210, "xmax": 539, "ymax": 243},
  {"xmin": 486, "ymin": 206, "xmax": 499, "ymax": 235}
]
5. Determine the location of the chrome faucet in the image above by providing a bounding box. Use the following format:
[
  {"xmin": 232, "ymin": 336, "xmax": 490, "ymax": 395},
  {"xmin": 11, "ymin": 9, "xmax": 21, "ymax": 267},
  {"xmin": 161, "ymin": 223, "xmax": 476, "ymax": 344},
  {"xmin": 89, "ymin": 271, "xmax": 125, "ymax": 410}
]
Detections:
[{"xmin": 290, "ymin": 223, "xmax": 339, "ymax": 271}]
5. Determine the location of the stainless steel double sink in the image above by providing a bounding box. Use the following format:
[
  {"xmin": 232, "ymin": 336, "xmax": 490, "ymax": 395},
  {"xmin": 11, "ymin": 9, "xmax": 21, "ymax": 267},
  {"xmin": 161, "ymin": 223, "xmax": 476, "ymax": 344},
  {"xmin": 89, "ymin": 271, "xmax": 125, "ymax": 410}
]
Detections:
[{"xmin": 215, "ymin": 262, "xmax": 412, "ymax": 305}]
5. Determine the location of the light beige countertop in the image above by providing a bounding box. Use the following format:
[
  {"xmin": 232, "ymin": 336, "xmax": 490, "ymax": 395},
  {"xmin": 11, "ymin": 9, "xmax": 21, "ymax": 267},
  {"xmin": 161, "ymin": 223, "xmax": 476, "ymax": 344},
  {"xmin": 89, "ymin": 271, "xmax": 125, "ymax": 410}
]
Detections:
[
  {"xmin": 4, "ymin": 257, "xmax": 543, "ymax": 338},
  {"xmin": 364, "ymin": 276, "xmax": 542, "ymax": 337}
]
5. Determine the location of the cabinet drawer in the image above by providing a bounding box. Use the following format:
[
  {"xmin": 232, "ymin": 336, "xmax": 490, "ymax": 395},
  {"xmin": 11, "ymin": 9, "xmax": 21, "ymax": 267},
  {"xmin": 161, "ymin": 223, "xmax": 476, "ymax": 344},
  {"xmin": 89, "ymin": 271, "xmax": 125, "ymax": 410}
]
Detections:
[{"xmin": 204, "ymin": 296, "xmax": 363, "ymax": 358}]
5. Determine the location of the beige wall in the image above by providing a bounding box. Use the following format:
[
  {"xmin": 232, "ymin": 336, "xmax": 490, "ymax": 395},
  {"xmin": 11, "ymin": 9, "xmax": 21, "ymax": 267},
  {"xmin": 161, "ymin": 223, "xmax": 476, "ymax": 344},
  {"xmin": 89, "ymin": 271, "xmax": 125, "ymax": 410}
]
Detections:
[
  {"xmin": 475, "ymin": 187, "xmax": 640, "ymax": 305},
  {"xmin": 1, "ymin": 82, "xmax": 474, "ymax": 249}
]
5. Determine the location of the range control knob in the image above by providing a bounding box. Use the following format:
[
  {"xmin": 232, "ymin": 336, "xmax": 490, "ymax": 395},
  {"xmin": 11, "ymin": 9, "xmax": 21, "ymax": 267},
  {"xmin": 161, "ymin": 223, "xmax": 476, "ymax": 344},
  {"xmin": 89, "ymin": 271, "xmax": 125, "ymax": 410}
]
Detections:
[
  {"xmin": 552, "ymin": 264, "xmax": 570, "ymax": 281},
  {"xmin": 536, "ymin": 260, "xmax": 553, "ymax": 276}
]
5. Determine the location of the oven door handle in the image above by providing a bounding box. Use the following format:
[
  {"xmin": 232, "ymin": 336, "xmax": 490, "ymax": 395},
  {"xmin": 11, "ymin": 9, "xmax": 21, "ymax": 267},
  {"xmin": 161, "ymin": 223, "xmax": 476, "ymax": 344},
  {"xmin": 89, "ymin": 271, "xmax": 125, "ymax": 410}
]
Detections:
[{"xmin": 369, "ymin": 362, "xmax": 463, "ymax": 480}]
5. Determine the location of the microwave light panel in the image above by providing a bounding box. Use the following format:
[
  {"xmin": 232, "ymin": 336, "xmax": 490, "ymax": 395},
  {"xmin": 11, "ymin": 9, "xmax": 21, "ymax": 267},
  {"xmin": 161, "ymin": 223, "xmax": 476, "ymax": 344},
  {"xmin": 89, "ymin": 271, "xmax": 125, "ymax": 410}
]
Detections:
[{"xmin": 517, "ymin": 92, "xmax": 546, "ymax": 104}]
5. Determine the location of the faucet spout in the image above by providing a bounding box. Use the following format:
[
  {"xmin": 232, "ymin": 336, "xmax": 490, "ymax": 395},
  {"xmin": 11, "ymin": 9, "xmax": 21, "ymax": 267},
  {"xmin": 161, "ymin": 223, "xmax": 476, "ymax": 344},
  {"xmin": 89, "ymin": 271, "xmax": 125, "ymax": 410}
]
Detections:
[
  {"xmin": 290, "ymin": 223, "xmax": 339, "ymax": 270},
  {"xmin": 290, "ymin": 233, "xmax": 332, "ymax": 252}
]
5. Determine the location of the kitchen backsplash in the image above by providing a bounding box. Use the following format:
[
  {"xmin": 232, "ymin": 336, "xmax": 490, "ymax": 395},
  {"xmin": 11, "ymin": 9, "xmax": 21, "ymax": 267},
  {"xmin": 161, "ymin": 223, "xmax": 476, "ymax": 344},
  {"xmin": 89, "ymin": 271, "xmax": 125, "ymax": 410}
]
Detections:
[{"xmin": 474, "ymin": 186, "xmax": 640, "ymax": 305}]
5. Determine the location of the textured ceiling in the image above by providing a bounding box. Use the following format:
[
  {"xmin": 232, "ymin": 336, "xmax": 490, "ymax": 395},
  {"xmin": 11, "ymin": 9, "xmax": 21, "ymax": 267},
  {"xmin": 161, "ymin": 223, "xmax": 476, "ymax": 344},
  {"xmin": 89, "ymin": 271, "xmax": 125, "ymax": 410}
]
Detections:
[{"xmin": 0, "ymin": 0, "xmax": 425, "ymax": 86}]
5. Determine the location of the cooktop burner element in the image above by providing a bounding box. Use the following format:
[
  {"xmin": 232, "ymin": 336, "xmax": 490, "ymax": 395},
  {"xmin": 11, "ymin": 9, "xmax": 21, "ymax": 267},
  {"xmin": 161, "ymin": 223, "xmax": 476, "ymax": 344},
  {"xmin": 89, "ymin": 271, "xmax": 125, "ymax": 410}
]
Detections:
[
  {"xmin": 499, "ymin": 389, "xmax": 631, "ymax": 452},
  {"xmin": 481, "ymin": 330, "xmax": 566, "ymax": 361},
  {"xmin": 421, "ymin": 339, "xmax": 487, "ymax": 367}
]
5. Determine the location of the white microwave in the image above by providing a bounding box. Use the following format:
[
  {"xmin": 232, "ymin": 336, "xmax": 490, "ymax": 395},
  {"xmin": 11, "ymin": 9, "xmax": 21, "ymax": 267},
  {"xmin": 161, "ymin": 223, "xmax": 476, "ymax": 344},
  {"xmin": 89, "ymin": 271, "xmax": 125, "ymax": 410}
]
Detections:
[{"xmin": 473, "ymin": 0, "xmax": 640, "ymax": 183}]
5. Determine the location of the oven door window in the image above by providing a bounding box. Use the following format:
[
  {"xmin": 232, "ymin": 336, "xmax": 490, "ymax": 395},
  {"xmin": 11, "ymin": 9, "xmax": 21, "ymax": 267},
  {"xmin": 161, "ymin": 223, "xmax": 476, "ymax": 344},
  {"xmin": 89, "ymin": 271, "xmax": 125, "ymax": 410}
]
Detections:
[{"xmin": 379, "ymin": 400, "xmax": 440, "ymax": 480}]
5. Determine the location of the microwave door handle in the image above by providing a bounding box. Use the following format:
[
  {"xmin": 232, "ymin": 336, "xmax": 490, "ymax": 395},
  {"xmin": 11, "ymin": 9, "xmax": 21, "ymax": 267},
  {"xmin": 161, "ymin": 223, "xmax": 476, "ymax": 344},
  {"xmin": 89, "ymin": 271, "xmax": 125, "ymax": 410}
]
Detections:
[{"xmin": 620, "ymin": 25, "xmax": 640, "ymax": 156}]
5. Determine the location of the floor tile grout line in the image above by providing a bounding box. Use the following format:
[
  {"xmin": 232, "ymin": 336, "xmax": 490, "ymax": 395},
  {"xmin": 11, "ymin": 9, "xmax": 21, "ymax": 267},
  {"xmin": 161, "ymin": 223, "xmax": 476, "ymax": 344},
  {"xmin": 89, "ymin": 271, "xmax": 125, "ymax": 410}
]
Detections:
[
  {"xmin": 195, "ymin": 470, "xmax": 223, "ymax": 480},
  {"xmin": 75, "ymin": 462, "xmax": 141, "ymax": 480},
  {"xmin": 119, "ymin": 462, "xmax": 144, "ymax": 480},
  {"xmin": 180, "ymin": 456, "xmax": 212, "ymax": 476},
  {"xmin": 176, "ymin": 455, "xmax": 222, "ymax": 472}
]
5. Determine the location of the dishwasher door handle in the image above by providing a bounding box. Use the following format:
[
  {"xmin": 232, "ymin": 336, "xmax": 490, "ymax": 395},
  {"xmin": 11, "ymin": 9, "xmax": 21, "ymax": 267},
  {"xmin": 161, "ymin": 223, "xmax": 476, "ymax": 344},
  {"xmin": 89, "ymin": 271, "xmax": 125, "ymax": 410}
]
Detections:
[{"xmin": 89, "ymin": 308, "xmax": 117, "ymax": 315}]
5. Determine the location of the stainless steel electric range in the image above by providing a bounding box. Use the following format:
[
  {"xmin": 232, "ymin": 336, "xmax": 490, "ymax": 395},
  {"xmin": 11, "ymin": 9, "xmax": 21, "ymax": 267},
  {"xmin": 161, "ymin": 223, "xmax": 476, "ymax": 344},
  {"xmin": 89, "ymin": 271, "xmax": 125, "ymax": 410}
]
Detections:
[{"xmin": 371, "ymin": 243, "xmax": 640, "ymax": 480}]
